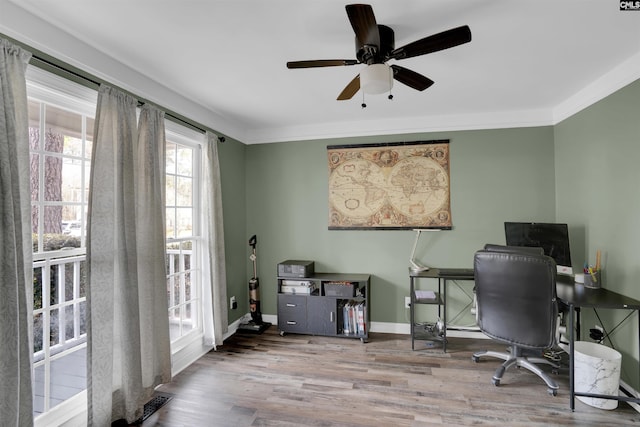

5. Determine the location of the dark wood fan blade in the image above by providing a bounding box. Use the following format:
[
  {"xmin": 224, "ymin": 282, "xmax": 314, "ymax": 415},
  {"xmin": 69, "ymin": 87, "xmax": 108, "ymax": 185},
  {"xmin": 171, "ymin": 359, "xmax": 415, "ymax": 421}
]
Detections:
[
  {"xmin": 287, "ymin": 60, "xmax": 359, "ymax": 69},
  {"xmin": 337, "ymin": 74, "xmax": 361, "ymax": 100},
  {"xmin": 346, "ymin": 4, "xmax": 380, "ymax": 48},
  {"xmin": 389, "ymin": 25, "xmax": 471, "ymax": 60},
  {"xmin": 391, "ymin": 65, "xmax": 434, "ymax": 91}
]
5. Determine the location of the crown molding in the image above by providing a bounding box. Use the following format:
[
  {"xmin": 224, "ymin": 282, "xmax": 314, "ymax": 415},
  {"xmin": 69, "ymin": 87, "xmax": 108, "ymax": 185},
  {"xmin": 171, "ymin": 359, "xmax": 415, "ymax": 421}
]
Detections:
[
  {"xmin": 553, "ymin": 51, "xmax": 640, "ymax": 125},
  {"xmin": 242, "ymin": 108, "xmax": 555, "ymax": 144}
]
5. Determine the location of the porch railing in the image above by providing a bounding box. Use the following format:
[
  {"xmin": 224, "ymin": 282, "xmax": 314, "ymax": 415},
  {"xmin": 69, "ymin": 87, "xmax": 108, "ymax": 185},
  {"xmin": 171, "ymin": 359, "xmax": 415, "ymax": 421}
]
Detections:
[
  {"xmin": 32, "ymin": 252, "xmax": 87, "ymax": 415},
  {"xmin": 32, "ymin": 247, "xmax": 194, "ymax": 416}
]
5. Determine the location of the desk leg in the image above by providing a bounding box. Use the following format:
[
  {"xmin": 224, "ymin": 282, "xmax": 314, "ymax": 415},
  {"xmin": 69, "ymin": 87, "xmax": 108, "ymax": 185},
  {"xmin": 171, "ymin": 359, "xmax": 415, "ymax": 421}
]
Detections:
[
  {"xmin": 410, "ymin": 277, "xmax": 415, "ymax": 350},
  {"xmin": 569, "ymin": 303, "xmax": 575, "ymax": 411},
  {"xmin": 443, "ymin": 278, "xmax": 447, "ymax": 353}
]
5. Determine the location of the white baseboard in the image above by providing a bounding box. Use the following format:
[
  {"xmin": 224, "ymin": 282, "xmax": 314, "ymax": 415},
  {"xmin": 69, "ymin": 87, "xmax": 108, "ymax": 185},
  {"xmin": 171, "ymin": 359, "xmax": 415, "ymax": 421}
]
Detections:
[
  {"xmin": 257, "ymin": 312, "xmax": 486, "ymax": 339},
  {"xmin": 369, "ymin": 320, "xmax": 410, "ymax": 334},
  {"xmin": 367, "ymin": 321, "xmax": 486, "ymax": 339}
]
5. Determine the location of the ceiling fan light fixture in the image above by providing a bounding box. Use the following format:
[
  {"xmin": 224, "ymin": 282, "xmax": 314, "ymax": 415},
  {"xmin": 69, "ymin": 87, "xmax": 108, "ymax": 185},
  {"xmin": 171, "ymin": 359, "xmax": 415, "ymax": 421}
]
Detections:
[{"xmin": 360, "ymin": 63, "xmax": 393, "ymax": 95}]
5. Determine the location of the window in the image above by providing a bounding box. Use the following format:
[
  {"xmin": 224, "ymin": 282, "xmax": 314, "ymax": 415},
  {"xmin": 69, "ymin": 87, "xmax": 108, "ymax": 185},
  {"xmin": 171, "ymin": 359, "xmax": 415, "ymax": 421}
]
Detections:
[
  {"xmin": 27, "ymin": 67, "xmax": 97, "ymax": 417},
  {"xmin": 165, "ymin": 124, "xmax": 203, "ymax": 345},
  {"xmin": 26, "ymin": 67, "xmax": 207, "ymax": 424}
]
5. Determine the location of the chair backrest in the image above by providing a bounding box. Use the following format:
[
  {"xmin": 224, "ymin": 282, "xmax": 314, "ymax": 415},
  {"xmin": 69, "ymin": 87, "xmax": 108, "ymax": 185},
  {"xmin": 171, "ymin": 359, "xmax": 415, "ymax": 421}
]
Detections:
[{"xmin": 474, "ymin": 244, "xmax": 558, "ymax": 349}]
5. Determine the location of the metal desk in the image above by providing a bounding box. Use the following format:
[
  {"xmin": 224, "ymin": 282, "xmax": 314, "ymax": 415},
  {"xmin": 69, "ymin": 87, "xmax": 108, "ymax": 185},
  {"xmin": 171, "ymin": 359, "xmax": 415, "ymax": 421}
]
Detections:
[
  {"xmin": 409, "ymin": 268, "xmax": 475, "ymax": 352},
  {"xmin": 414, "ymin": 268, "xmax": 640, "ymax": 410},
  {"xmin": 555, "ymin": 277, "xmax": 640, "ymax": 410}
]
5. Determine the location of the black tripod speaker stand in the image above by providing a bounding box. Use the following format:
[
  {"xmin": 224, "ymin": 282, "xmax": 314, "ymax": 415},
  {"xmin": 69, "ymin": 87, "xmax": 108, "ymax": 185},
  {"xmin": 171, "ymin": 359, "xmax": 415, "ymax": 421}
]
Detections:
[{"xmin": 238, "ymin": 235, "xmax": 271, "ymax": 334}]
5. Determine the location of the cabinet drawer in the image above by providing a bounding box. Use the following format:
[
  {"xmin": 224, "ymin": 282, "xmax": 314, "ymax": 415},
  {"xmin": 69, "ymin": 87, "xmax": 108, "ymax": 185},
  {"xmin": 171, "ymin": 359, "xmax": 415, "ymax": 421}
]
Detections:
[
  {"xmin": 278, "ymin": 294, "xmax": 307, "ymax": 313},
  {"xmin": 278, "ymin": 294, "xmax": 307, "ymax": 333}
]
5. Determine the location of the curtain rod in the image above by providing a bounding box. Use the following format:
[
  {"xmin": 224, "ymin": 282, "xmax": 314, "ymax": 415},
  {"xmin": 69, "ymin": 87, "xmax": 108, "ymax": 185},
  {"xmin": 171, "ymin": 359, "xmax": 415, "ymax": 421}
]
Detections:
[{"xmin": 20, "ymin": 41, "xmax": 226, "ymax": 143}]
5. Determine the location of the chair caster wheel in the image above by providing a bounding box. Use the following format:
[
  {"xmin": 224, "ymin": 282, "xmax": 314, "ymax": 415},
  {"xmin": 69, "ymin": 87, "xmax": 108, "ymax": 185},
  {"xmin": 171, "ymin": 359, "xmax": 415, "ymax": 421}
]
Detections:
[
  {"xmin": 492, "ymin": 378, "xmax": 500, "ymax": 387},
  {"xmin": 472, "ymin": 355, "xmax": 479, "ymax": 363},
  {"xmin": 548, "ymin": 388, "xmax": 557, "ymax": 396}
]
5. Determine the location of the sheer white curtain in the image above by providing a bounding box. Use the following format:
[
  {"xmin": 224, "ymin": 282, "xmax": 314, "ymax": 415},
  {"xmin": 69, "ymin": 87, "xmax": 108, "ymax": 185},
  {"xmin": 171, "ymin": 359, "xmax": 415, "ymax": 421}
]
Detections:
[
  {"xmin": 136, "ymin": 104, "xmax": 172, "ymax": 390},
  {"xmin": 87, "ymin": 86, "xmax": 171, "ymax": 425},
  {"xmin": 0, "ymin": 38, "xmax": 34, "ymax": 427},
  {"xmin": 202, "ymin": 131, "xmax": 228, "ymax": 348}
]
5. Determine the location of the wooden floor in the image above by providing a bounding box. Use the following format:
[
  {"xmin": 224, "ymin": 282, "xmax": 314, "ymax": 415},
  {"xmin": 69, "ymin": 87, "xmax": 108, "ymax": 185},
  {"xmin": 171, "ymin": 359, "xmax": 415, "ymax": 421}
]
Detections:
[{"xmin": 146, "ymin": 329, "xmax": 640, "ymax": 426}]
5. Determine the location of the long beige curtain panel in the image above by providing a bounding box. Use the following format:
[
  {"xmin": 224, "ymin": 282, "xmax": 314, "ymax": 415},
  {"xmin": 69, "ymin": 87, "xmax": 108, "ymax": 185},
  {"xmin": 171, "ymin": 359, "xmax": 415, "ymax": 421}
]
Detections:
[
  {"xmin": 202, "ymin": 131, "xmax": 228, "ymax": 348},
  {"xmin": 0, "ymin": 37, "xmax": 34, "ymax": 427},
  {"xmin": 87, "ymin": 85, "xmax": 171, "ymax": 425}
]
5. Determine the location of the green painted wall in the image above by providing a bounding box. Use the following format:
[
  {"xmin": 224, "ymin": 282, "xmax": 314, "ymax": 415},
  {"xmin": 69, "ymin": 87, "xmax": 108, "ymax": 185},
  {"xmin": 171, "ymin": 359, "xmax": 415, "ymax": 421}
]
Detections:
[
  {"xmin": 555, "ymin": 78, "xmax": 640, "ymax": 388},
  {"xmin": 231, "ymin": 78, "xmax": 640, "ymax": 387},
  {"xmin": 245, "ymin": 127, "xmax": 556, "ymax": 325},
  {"xmin": 216, "ymin": 137, "xmax": 249, "ymax": 323}
]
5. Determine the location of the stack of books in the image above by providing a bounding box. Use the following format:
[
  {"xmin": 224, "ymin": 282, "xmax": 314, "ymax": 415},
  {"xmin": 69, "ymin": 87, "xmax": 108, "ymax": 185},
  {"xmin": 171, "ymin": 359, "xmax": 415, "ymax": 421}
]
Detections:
[{"xmin": 340, "ymin": 300, "xmax": 366, "ymax": 336}]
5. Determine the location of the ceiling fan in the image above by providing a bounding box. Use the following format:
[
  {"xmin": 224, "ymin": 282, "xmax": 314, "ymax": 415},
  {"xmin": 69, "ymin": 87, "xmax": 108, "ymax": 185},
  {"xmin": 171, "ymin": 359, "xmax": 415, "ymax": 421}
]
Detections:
[{"xmin": 287, "ymin": 4, "xmax": 472, "ymax": 101}]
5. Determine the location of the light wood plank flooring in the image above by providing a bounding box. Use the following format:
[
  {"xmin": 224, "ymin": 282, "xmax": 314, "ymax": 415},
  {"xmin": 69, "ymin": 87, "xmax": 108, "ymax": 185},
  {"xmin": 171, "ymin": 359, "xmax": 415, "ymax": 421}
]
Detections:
[{"xmin": 146, "ymin": 329, "xmax": 640, "ymax": 426}]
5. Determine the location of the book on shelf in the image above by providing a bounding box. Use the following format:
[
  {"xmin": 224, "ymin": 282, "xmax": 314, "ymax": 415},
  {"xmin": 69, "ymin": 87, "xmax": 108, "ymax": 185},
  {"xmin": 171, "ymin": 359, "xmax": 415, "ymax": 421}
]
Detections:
[
  {"xmin": 356, "ymin": 302, "xmax": 365, "ymax": 335},
  {"xmin": 341, "ymin": 299, "xmax": 366, "ymax": 336}
]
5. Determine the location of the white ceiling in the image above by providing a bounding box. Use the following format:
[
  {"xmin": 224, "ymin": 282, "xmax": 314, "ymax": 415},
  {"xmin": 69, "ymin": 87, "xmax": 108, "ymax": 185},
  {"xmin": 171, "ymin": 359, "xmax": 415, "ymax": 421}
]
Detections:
[{"xmin": 4, "ymin": 0, "xmax": 640, "ymax": 144}]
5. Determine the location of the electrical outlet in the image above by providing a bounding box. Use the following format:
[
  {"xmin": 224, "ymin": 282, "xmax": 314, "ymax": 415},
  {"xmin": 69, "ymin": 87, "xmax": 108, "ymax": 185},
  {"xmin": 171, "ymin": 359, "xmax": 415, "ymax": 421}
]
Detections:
[
  {"xmin": 404, "ymin": 296, "xmax": 411, "ymax": 308},
  {"xmin": 230, "ymin": 296, "xmax": 237, "ymax": 310}
]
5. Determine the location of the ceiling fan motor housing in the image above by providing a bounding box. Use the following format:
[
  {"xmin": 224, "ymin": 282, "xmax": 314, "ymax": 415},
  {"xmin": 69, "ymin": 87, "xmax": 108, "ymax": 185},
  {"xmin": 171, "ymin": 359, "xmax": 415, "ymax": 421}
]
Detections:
[{"xmin": 356, "ymin": 24, "xmax": 394, "ymax": 64}]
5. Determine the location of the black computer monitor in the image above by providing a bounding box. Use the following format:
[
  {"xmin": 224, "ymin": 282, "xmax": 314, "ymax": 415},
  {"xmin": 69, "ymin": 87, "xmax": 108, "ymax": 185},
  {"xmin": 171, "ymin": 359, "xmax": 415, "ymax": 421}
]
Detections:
[{"xmin": 504, "ymin": 222, "xmax": 573, "ymax": 275}]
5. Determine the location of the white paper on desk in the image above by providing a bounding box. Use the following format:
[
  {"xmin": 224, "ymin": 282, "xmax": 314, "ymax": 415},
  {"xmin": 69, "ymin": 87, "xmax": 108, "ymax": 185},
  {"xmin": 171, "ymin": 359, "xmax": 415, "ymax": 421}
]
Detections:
[{"xmin": 415, "ymin": 290, "xmax": 436, "ymax": 300}]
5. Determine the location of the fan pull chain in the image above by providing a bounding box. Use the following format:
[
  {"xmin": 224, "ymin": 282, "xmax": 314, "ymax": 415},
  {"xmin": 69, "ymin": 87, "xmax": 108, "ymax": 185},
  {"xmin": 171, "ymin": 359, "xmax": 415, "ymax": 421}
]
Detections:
[{"xmin": 361, "ymin": 92, "xmax": 367, "ymax": 108}]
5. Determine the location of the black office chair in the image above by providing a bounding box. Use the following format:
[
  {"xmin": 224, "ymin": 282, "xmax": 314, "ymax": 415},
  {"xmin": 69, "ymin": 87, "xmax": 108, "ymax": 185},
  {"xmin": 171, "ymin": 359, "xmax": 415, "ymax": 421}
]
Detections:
[{"xmin": 471, "ymin": 244, "xmax": 560, "ymax": 396}]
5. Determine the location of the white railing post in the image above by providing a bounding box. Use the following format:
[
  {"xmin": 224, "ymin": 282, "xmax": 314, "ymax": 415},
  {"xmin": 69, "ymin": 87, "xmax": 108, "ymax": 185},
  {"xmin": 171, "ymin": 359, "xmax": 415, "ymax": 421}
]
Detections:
[
  {"xmin": 42, "ymin": 259, "xmax": 51, "ymax": 413},
  {"xmin": 58, "ymin": 263, "xmax": 65, "ymax": 347},
  {"xmin": 73, "ymin": 260, "xmax": 80, "ymax": 341},
  {"xmin": 180, "ymin": 248, "xmax": 186, "ymax": 330}
]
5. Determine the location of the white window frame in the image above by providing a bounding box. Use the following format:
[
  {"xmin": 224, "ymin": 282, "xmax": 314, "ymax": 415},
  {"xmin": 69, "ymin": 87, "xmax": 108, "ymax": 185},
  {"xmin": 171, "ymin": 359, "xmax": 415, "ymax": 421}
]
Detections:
[
  {"xmin": 165, "ymin": 121, "xmax": 205, "ymax": 352},
  {"xmin": 27, "ymin": 66, "xmax": 97, "ymax": 427}
]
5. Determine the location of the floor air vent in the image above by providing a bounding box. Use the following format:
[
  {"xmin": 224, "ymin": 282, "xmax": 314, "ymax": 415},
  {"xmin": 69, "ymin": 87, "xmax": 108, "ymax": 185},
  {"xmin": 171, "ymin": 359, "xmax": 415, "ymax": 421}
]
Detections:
[{"xmin": 137, "ymin": 392, "xmax": 174, "ymax": 423}]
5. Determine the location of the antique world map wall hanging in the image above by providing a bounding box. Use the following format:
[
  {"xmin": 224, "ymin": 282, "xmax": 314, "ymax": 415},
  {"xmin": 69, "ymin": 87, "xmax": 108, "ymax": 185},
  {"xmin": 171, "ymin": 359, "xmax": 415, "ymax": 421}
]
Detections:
[{"xmin": 327, "ymin": 140, "xmax": 452, "ymax": 230}]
